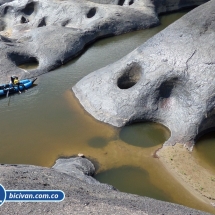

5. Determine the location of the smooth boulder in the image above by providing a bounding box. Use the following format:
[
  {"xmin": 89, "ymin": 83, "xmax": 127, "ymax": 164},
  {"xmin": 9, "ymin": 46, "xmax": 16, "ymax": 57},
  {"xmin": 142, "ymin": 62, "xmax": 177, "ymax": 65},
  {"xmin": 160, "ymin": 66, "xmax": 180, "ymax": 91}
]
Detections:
[
  {"xmin": 0, "ymin": 0, "xmax": 158, "ymax": 84},
  {"xmin": 73, "ymin": 0, "xmax": 215, "ymax": 149},
  {"xmin": 52, "ymin": 157, "xmax": 100, "ymax": 185},
  {"xmin": 0, "ymin": 0, "xmax": 208, "ymax": 84}
]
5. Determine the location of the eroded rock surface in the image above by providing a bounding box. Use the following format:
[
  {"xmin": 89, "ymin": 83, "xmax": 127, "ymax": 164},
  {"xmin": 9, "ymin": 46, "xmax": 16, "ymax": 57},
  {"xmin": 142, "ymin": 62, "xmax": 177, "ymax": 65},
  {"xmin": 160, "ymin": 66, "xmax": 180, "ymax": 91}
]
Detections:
[
  {"xmin": 0, "ymin": 0, "xmax": 158, "ymax": 84},
  {"xmin": 0, "ymin": 159, "xmax": 211, "ymax": 214},
  {"xmin": 0, "ymin": 0, "xmax": 208, "ymax": 84},
  {"xmin": 73, "ymin": 0, "xmax": 215, "ymax": 149}
]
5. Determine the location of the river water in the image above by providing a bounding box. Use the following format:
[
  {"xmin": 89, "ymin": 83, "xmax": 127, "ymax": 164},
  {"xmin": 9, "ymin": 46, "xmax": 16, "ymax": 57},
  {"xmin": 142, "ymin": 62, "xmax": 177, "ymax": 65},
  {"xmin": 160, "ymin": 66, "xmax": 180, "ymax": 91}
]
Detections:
[
  {"xmin": 194, "ymin": 133, "xmax": 215, "ymax": 175},
  {"xmin": 0, "ymin": 10, "xmax": 214, "ymax": 213}
]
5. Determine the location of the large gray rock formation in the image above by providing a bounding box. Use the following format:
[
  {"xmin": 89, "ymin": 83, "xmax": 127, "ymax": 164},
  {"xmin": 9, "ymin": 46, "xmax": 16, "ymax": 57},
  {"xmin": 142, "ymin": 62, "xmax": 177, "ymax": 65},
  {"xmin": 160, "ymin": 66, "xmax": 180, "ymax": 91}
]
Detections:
[
  {"xmin": 0, "ymin": 0, "xmax": 158, "ymax": 84},
  {"xmin": 0, "ymin": 0, "xmax": 208, "ymax": 84},
  {"xmin": 73, "ymin": 0, "xmax": 215, "ymax": 149},
  {"xmin": 0, "ymin": 158, "xmax": 211, "ymax": 214}
]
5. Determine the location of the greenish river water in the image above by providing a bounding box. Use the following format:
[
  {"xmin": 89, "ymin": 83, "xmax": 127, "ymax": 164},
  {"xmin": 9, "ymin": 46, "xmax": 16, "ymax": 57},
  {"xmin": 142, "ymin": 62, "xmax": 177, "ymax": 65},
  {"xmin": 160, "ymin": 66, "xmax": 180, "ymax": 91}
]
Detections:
[
  {"xmin": 0, "ymin": 9, "xmax": 214, "ymax": 214},
  {"xmin": 95, "ymin": 165, "xmax": 172, "ymax": 201},
  {"xmin": 194, "ymin": 133, "xmax": 215, "ymax": 175}
]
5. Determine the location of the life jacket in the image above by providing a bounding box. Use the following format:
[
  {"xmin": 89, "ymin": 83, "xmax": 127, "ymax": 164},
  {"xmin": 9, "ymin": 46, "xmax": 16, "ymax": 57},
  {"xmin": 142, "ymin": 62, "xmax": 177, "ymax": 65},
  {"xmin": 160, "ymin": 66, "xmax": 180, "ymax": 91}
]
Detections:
[
  {"xmin": 13, "ymin": 78, "xmax": 19, "ymax": 85},
  {"xmin": 11, "ymin": 76, "xmax": 19, "ymax": 85}
]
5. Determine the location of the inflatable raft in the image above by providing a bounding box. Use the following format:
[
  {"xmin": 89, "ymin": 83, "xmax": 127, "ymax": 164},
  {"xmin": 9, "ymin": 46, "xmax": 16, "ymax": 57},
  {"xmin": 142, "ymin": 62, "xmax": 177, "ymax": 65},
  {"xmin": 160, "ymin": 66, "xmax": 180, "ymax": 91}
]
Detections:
[{"xmin": 0, "ymin": 78, "xmax": 37, "ymax": 96}]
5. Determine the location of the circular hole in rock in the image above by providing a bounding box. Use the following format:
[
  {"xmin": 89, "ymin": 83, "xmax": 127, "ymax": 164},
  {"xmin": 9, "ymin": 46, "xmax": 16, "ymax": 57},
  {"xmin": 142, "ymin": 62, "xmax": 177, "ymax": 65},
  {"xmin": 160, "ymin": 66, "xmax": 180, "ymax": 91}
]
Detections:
[
  {"xmin": 129, "ymin": 0, "xmax": 134, "ymax": 5},
  {"xmin": 20, "ymin": 16, "xmax": 29, "ymax": 24},
  {"xmin": 94, "ymin": 166, "xmax": 171, "ymax": 201},
  {"xmin": 87, "ymin": 7, "xmax": 96, "ymax": 18},
  {"xmin": 159, "ymin": 78, "xmax": 178, "ymax": 98},
  {"xmin": 118, "ymin": 0, "xmax": 125, "ymax": 6},
  {"xmin": 117, "ymin": 63, "xmax": 142, "ymax": 89},
  {"xmin": 8, "ymin": 53, "xmax": 39, "ymax": 70},
  {"xmin": 21, "ymin": 2, "xmax": 35, "ymax": 16},
  {"xmin": 119, "ymin": 122, "xmax": 170, "ymax": 148},
  {"xmin": 88, "ymin": 137, "xmax": 108, "ymax": 148}
]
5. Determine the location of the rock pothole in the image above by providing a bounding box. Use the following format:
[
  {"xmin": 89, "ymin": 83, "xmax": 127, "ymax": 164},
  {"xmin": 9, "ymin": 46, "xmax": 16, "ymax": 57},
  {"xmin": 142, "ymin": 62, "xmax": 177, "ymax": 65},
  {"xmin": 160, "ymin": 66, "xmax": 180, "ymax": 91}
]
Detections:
[
  {"xmin": 21, "ymin": 1, "xmax": 36, "ymax": 16},
  {"xmin": 118, "ymin": 0, "xmax": 125, "ymax": 6},
  {"xmin": 8, "ymin": 52, "xmax": 39, "ymax": 69},
  {"xmin": 129, "ymin": 0, "xmax": 134, "ymax": 5},
  {"xmin": 158, "ymin": 78, "xmax": 178, "ymax": 99},
  {"xmin": 87, "ymin": 7, "xmax": 97, "ymax": 18},
  {"xmin": 117, "ymin": 62, "xmax": 142, "ymax": 89}
]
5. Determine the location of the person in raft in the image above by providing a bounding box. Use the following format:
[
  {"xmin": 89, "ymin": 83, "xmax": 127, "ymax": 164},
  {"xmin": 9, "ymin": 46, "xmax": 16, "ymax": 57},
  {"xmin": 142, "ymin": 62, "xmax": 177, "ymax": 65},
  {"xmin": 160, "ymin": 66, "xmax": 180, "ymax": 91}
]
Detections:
[{"xmin": 10, "ymin": 76, "xmax": 27, "ymax": 93}]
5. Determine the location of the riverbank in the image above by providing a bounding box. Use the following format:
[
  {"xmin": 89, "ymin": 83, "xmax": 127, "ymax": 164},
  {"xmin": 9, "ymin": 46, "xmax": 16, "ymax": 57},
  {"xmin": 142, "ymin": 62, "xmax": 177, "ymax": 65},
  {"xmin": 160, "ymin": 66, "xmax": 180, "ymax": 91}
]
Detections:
[
  {"xmin": 65, "ymin": 90, "xmax": 215, "ymax": 214},
  {"xmin": 0, "ymin": 158, "xmax": 213, "ymax": 215},
  {"xmin": 157, "ymin": 144, "xmax": 215, "ymax": 210}
]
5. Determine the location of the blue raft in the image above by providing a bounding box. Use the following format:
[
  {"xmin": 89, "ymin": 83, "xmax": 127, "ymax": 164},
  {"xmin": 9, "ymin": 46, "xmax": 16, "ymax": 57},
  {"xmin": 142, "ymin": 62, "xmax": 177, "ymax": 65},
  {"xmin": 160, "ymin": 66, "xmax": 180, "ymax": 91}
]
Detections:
[{"xmin": 0, "ymin": 78, "xmax": 37, "ymax": 96}]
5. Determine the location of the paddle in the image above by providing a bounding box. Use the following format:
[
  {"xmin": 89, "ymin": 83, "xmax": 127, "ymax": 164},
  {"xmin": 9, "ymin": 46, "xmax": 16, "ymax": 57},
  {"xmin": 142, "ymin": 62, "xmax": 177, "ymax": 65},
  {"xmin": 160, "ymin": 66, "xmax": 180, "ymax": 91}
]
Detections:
[
  {"xmin": 6, "ymin": 82, "xmax": 11, "ymax": 106},
  {"xmin": 7, "ymin": 94, "xmax": 11, "ymax": 106},
  {"xmin": 6, "ymin": 88, "xmax": 9, "ymax": 97},
  {"xmin": 6, "ymin": 82, "xmax": 10, "ymax": 98}
]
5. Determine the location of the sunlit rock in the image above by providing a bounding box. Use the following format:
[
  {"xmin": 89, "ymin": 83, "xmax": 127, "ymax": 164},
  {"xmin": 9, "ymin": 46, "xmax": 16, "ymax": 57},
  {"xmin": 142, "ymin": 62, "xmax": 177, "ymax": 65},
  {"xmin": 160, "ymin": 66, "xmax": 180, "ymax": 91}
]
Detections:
[
  {"xmin": 52, "ymin": 157, "xmax": 100, "ymax": 184},
  {"xmin": 0, "ymin": 0, "xmax": 208, "ymax": 84},
  {"xmin": 0, "ymin": 0, "xmax": 158, "ymax": 84},
  {"xmin": 73, "ymin": 0, "xmax": 215, "ymax": 149}
]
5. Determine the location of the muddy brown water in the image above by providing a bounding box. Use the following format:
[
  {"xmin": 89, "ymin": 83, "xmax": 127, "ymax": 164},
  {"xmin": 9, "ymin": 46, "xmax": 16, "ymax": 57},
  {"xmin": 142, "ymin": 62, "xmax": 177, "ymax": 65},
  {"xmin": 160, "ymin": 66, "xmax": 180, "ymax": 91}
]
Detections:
[{"xmin": 0, "ymin": 10, "xmax": 214, "ymax": 213}]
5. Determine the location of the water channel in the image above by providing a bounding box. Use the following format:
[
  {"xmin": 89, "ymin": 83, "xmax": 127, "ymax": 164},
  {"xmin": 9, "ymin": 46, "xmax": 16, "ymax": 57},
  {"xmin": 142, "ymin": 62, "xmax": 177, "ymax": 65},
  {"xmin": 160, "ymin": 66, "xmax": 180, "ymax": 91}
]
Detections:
[{"xmin": 0, "ymin": 9, "xmax": 214, "ymax": 214}]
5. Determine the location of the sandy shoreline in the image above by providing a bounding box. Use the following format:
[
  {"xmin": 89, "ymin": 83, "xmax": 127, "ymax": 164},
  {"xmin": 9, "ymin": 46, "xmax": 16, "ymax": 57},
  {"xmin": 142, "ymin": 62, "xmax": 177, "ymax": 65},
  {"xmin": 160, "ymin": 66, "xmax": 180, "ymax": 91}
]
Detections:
[
  {"xmin": 157, "ymin": 144, "xmax": 215, "ymax": 210},
  {"xmin": 67, "ymin": 90, "xmax": 215, "ymax": 213}
]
